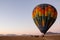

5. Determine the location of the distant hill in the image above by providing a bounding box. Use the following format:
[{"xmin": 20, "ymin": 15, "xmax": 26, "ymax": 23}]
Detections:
[
  {"xmin": 0, "ymin": 34, "xmax": 5, "ymax": 36},
  {"xmin": 46, "ymin": 32, "xmax": 60, "ymax": 34},
  {"xmin": 6, "ymin": 34, "xmax": 17, "ymax": 36},
  {"xmin": 0, "ymin": 34, "xmax": 18, "ymax": 36},
  {"xmin": 45, "ymin": 32, "xmax": 60, "ymax": 36}
]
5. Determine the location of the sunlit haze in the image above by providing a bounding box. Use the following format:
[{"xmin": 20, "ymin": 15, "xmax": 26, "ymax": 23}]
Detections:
[{"xmin": 0, "ymin": 0, "xmax": 60, "ymax": 35}]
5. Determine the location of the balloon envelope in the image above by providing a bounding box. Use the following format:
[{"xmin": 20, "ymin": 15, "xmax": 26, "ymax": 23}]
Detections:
[{"xmin": 32, "ymin": 4, "xmax": 57, "ymax": 34}]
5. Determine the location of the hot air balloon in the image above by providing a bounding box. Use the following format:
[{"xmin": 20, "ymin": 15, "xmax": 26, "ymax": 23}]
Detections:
[{"xmin": 32, "ymin": 4, "xmax": 57, "ymax": 34}]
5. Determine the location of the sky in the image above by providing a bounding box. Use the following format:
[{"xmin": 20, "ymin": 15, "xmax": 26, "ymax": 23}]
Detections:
[{"xmin": 0, "ymin": 0, "xmax": 60, "ymax": 35}]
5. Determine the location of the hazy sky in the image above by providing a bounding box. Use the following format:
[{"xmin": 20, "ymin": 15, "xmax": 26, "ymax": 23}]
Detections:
[{"xmin": 0, "ymin": 0, "xmax": 60, "ymax": 35}]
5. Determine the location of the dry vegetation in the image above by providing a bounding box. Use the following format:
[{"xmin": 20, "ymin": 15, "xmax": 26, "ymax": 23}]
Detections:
[
  {"xmin": 0, "ymin": 36, "xmax": 43, "ymax": 40},
  {"xmin": 44, "ymin": 35, "xmax": 60, "ymax": 40},
  {"xmin": 0, "ymin": 34, "xmax": 60, "ymax": 40}
]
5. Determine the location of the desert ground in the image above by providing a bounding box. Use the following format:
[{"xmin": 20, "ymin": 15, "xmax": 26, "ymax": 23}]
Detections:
[{"xmin": 0, "ymin": 34, "xmax": 60, "ymax": 40}]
